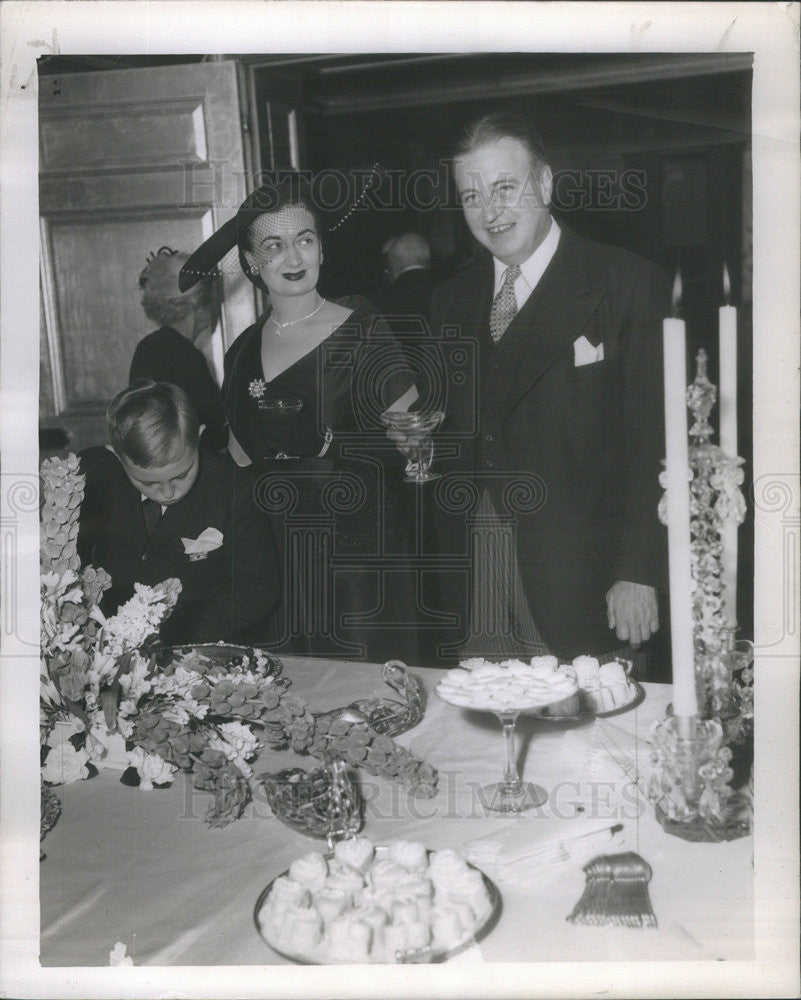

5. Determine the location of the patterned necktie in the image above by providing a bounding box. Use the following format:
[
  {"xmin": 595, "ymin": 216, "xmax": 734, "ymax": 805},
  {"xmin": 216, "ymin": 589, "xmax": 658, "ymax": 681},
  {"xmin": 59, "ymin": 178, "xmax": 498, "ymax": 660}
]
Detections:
[
  {"xmin": 142, "ymin": 497, "xmax": 162, "ymax": 536},
  {"xmin": 489, "ymin": 264, "xmax": 521, "ymax": 344}
]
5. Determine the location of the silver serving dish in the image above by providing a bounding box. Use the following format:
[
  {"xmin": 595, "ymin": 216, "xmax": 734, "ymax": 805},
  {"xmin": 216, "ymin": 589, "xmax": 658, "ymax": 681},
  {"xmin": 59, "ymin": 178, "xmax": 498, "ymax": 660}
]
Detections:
[
  {"xmin": 253, "ymin": 845, "xmax": 501, "ymax": 965},
  {"xmin": 530, "ymin": 678, "xmax": 646, "ymax": 721},
  {"xmin": 167, "ymin": 642, "xmax": 284, "ymax": 680}
]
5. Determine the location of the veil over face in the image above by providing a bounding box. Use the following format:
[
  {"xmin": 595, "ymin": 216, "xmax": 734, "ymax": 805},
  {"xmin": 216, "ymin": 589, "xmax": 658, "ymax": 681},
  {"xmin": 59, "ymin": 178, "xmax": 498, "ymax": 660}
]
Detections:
[{"xmin": 240, "ymin": 204, "xmax": 323, "ymax": 298}]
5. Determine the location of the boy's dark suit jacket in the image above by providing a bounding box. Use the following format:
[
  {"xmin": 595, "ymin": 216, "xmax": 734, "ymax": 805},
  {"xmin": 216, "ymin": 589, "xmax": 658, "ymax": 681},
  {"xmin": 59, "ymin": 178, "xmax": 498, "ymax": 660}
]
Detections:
[
  {"xmin": 77, "ymin": 447, "xmax": 280, "ymax": 646},
  {"xmin": 428, "ymin": 226, "xmax": 671, "ymax": 660}
]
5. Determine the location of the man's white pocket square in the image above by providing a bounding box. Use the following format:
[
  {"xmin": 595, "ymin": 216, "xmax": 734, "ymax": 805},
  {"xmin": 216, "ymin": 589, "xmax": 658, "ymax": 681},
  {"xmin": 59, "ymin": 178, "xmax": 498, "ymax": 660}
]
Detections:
[
  {"xmin": 573, "ymin": 335, "xmax": 605, "ymax": 367},
  {"xmin": 181, "ymin": 527, "xmax": 224, "ymax": 560}
]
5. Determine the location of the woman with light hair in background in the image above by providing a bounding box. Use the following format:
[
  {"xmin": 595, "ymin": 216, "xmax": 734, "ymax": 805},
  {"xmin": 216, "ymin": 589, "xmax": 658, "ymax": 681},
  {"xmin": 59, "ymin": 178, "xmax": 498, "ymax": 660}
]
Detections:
[{"xmin": 131, "ymin": 246, "xmax": 228, "ymax": 452}]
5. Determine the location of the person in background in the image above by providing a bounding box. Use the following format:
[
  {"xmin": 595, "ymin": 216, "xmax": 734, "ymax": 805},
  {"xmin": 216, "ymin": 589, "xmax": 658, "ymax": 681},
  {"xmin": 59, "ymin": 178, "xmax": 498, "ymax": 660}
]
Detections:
[
  {"xmin": 376, "ymin": 233, "xmax": 437, "ymax": 327},
  {"xmin": 392, "ymin": 111, "xmax": 670, "ymax": 670},
  {"xmin": 131, "ymin": 247, "xmax": 228, "ymax": 452},
  {"xmin": 374, "ymin": 232, "xmax": 440, "ymax": 414},
  {"xmin": 77, "ymin": 380, "xmax": 280, "ymax": 646}
]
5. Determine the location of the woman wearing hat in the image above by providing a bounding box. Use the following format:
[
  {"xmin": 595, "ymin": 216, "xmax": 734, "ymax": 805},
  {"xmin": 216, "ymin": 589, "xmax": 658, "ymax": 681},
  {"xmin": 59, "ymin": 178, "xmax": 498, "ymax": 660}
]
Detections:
[
  {"xmin": 132, "ymin": 247, "xmax": 228, "ymax": 452},
  {"xmin": 180, "ymin": 174, "xmax": 419, "ymax": 661}
]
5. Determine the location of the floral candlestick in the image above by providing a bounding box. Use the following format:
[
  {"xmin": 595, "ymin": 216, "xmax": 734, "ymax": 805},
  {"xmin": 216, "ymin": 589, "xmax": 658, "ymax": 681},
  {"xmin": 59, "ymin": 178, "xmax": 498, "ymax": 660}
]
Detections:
[
  {"xmin": 652, "ymin": 352, "xmax": 752, "ymax": 840},
  {"xmin": 688, "ymin": 351, "xmax": 746, "ymax": 721},
  {"xmin": 659, "ymin": 351, "xmax": 747, "ymax": 722},
  {"xmin": 648, "ymin": 713, "xmax": 750, "ymax": 841}
]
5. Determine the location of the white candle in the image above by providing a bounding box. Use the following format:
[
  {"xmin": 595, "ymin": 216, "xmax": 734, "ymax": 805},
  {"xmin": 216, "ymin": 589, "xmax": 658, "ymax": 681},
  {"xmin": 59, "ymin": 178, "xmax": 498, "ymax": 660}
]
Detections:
[
  {"xmin": 663, "ymin": 275, "xmax": 697, "ymax": 717},
  {"xmin": 719, "ymin": 266, "xmax": 738, "ymax": 458},
  {"xmin": 719, "ymin": 265, "xmax": 738, "ymax": 626}
]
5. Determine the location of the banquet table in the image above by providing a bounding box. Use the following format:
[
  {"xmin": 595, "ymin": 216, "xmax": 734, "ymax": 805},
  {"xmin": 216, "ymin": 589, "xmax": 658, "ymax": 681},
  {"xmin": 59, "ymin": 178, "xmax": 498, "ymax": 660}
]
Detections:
[{"xmin": 39, "ymin": 656, "xmax": 754, "ymax": 967}]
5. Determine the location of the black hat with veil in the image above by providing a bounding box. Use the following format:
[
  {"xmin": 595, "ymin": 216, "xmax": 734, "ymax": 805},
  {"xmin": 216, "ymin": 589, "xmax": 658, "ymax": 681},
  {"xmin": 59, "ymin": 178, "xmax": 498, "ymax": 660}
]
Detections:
[{"xmin": 179, "ymin": 165, "xmax": 384, "ymax": 294}]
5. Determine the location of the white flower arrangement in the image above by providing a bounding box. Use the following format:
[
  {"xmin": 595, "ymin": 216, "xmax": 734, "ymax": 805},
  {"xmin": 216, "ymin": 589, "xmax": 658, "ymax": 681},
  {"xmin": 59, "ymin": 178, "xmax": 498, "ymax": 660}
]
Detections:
[
  {"xmin": 100, "ymin": 581, "xmax": 183, "ymax": 659},
  {"xmin": 208, "ymin": 721, "xmax": 261, "ymax": 779},
  {"xmin": 109, "ymin": 942, "xmax": 133, "ymax": 966},
  {"xmin": 40, "ymin": 454, "xmax": 438, "ymax": 834},
  {"xmin": 125, "ymin": 747, "xmax": 177, "ymax": 790},
  {"xmin": 42, "ymin": 742, "xmax": 91, "ymax": 785}
]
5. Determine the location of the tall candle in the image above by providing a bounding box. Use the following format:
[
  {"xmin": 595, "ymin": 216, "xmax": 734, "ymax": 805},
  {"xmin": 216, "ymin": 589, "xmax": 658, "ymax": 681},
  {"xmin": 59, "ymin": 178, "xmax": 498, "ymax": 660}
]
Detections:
[
  {"xmin": 719, "ymin": 265, "xmax": 738, "ymax": 458},
  {"xmin": 663, "ymin": 273, "xmax": 697, "ymax": 717},
  {"xmin": 719, "ymin": 265, "xmax": 739, "ymax": 626}
]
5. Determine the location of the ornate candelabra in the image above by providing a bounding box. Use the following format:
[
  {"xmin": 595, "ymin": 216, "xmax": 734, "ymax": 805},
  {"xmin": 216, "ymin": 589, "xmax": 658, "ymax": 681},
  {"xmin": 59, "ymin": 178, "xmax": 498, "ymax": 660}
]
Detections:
[{"xmin": 651, "ymin": 350, "xmax": 753, "ymax": 840}]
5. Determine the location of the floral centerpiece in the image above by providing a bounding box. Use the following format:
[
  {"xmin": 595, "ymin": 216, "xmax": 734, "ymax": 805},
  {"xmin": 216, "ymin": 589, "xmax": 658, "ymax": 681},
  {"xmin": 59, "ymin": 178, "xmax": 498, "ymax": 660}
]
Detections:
[{"xmin": 39, "ymin": 455, "xmax": 437, "ymax": 836}]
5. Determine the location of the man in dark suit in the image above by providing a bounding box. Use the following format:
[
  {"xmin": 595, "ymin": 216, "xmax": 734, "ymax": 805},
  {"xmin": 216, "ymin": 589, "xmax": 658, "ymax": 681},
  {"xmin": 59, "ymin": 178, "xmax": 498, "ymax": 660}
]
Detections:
[
  {"xmin": 422, "ymin": 112, "xmax": 669, "ymax": 664},
  {"xmin": 78, "ymin": 381, "xmax": 280, "ymax": 646},
  {"xmin": 377, "ymin": 233, "xmax": 437, "ymax": 324},
  {"xmin": 374, "ymin": 233, "xmax": 440, "ymax": 405}
]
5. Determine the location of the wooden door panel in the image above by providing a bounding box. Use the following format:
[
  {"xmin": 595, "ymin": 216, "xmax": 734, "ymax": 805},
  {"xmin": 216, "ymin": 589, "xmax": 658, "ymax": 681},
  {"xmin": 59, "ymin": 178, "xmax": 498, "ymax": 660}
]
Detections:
[
  {"xmin": 40, "ymin": 99, "xmax": 211, "ymax": 172},
  {"xmin": 39, "ymin": 61, "xmax": 253, "ymax": 451},
  {"xmin": 44, "ymin": 210, "xmax": 210, "ymax": 409}
]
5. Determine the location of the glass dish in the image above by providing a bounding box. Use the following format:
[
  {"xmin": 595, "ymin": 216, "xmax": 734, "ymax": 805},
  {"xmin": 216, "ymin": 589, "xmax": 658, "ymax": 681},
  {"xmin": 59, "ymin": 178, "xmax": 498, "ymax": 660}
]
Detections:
[
  {"xmin": 259, "ymin": 760, "xmax": 363, "ymax": 845},
  {"xmin": 315, "ymin": 660, "xmax": 425, "ymax": 738}
]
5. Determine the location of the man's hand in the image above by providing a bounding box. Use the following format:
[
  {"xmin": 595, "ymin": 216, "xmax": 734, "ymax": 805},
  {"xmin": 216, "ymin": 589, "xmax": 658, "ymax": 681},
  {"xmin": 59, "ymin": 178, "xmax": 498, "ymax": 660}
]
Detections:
[
  {"xmin": 384, "ymin": 424, "xmax": 420, "ymax": 461},
  {"xmin": 606, "ymin": 581, "xmax": 659, "ymax": 647}
]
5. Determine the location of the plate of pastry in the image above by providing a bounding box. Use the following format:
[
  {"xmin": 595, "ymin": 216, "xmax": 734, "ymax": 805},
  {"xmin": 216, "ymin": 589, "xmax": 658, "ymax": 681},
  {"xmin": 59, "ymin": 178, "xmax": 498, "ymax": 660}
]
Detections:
[
  {"xmin": 534, "ymin": 656, "xmax": 644, "ymax": 719},
  {"xmin": 254, "ymin": 837, "xmax": 500, "ymax": 964},
  {"xmin": 436, "ymin": 656, "xmax": 643, "ymax": 721}
]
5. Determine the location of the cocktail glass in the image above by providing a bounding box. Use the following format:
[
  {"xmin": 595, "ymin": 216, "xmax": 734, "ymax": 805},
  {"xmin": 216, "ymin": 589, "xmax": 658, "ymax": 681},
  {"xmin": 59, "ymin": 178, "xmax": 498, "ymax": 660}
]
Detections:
[{"xmin": 381, "ymin": 409, "xmax": 444, "ymax": 484}]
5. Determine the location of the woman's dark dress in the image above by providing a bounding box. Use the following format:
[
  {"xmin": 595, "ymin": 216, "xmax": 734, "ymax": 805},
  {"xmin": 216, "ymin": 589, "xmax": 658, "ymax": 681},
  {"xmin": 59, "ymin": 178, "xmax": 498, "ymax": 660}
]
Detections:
[{"xmin": 222, "ymin": 295, "xmax": 419, "ymax": 662}]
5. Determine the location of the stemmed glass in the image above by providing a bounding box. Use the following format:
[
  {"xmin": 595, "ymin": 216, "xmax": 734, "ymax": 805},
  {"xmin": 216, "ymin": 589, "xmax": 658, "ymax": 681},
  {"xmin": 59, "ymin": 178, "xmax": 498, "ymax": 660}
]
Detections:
[
  {"xmin": 482, "ymin": 709, "xmax": 548, "ymax": 814},
  {"xmin": 381, "ymin": 409, "xmax": 444, "ymax": 484}
]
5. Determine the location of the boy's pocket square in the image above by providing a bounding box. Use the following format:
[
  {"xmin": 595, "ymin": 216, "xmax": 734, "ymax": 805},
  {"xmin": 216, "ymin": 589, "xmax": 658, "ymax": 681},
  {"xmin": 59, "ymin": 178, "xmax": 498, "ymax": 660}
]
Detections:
[
  {"xmin": 181, "ymin": 527, "xmax": 224, "ymax": 560},
  {"xmin": 573, "ymin": 335, "xmax": 605, "ymax": 367}
]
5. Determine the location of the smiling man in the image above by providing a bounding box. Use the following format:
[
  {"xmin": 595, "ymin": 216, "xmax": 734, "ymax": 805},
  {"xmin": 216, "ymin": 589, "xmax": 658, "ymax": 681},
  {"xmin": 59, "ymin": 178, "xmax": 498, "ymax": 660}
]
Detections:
[
  {"xmin": 428, "ymin": 112, "xmax": 671, "ymax": 668},
  {"xmin": 77, "ymin": 380, "xmax": 280, "ymax": 645}
]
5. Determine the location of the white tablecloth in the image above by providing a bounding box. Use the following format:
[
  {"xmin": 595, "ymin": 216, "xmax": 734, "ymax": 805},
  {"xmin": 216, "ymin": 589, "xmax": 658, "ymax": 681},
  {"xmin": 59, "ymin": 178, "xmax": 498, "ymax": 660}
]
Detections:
[{"xmin": 39, "ymin": 657, "xmax": 753, "ymax": 966}]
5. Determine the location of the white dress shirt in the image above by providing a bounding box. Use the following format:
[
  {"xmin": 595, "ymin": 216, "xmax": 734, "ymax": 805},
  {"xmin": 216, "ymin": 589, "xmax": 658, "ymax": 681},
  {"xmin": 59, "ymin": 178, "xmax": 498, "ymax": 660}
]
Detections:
[{"xmin": 492, "ymin": 218, "xmax": 561, "ymax": 310}]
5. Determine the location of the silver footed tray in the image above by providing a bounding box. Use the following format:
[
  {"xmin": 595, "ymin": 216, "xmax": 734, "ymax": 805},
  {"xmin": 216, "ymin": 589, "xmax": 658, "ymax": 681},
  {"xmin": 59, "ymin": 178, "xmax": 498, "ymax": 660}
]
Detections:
[
  {"xmin": 254, "ymin": 841, "xmax": 500, "ymax": 964},
  {"xmin": 165, "ymin": 642, "xmax": 284, "ymax": 680}
]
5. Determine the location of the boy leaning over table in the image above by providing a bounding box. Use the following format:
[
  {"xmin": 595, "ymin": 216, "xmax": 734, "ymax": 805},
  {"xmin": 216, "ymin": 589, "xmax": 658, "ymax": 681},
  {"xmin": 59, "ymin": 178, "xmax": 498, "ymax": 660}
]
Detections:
[{"xmin": 77, "ymin": 379, "xmax": 281, "ymax": 647}]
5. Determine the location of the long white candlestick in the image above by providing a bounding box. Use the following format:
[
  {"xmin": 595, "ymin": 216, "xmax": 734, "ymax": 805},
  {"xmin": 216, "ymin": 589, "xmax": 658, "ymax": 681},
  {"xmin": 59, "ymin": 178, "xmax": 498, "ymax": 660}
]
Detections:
[
  {"xmin": 719, "ymin": 304, "xmax": 737, "ymax": 457},
  {"xmin": 663, "ymin": 316, "xmax": 698, "ymax": 717},
  {"xmin": 719, "ymin": 300, "xmax": 739, "ymax": 626}
]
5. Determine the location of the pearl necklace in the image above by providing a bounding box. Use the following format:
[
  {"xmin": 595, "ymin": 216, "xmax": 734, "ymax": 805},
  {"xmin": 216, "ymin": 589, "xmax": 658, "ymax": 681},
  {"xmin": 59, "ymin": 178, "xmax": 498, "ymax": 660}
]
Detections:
[{"xmin": 267, "ymin": 296, "xmax": 325, "ymax": 335}]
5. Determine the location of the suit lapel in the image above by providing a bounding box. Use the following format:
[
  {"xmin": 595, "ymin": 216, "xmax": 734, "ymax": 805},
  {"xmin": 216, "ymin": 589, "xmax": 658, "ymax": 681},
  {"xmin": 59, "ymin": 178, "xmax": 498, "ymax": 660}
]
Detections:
[
  {"xmin": 445, "ymin": 262, "xmax": 494, "ymax": 434},
  {"xmin": 491, "ymin": 230, "xmax": 604, "ymax": 415},
  {"xmin": 145, "ymin": 452, "xmax": 215, "ymax": 554},
  {"xmin": 106, "ymin": 451, "xmax": 157, "ymax": 550},
  {"xmin": 455, "ymin": 261, "xmax": 493, "ymax": 344},
  {"xmin": 146, "ymin": 483, "xmax": 200, "ymax": 553}
]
